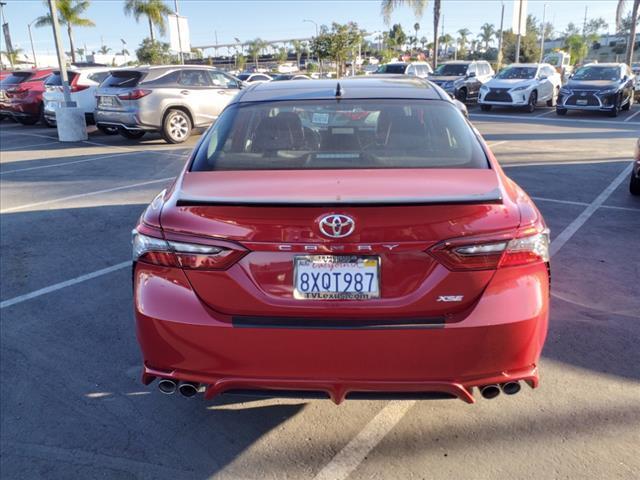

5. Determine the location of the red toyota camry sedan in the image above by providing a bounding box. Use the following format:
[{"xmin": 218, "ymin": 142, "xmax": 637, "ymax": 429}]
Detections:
[{"xmin": 133, "ymin": 77, "xmax": 550, "ymax": 403}]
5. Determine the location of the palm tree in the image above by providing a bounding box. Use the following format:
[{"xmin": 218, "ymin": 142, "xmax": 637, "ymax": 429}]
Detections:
[
  {"xmin": 457, "ymin": 28, "xmax": 471, "ymax": 55},
  {"xmin": 439, "ymin": 33, "xmax": 453, "ymax": 58},
  {"xmin": 98, "ymin": 45, "xmax": 112, "ymax": 55},
  {"xmin": 381, "ymin": 0, "xmax": 426, "ymax": 25},
  {"xmin": 617, "ymin": 0, "xmax": 640, "ymax": 65},
  {"xmin": 247, "ymin": 38, "xmax": 268, "ymax": 68},
  {"xmin": 123, "ymin": 0, "xmax": 172, "ymax": 42},
  {"xmin": 35, "ymin": 0, "xmax": 95, "ymax": 64},
  {"xmin": 477, "ymin": 23, "xmax": 495, "ymax": 51},
  {"xmin": 1, "ymin": 47, "xmax": 23, "ymax": 66},
  {"xmin": 75, "ymin": 47, "xmax": 85, "ymax": 61},
  {"xmin": 291, "ymin": 40, "xmax": 306, "ymax": 68}
]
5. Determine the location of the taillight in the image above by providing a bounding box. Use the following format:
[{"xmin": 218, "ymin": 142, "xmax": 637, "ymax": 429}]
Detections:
[
  {"xmin": 7, "ymin": 87, "xmax": 29, "ymax": 97},
  {"xmin": 429, "ymin": 228, "xmax": 550, "ymax": 271},
  {"xmin": 71, "ymin": 84, "xmax": 89, "ymax": 92},
  {"xmin": 118, "ymin": 89, "xmax": 151, "ymax": 100},
  {"xmin": 132, "ymin": 230, "xmax": 246, "ymax": 270}
]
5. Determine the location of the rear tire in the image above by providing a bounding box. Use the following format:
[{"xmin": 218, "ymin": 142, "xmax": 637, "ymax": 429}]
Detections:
[
  {"xmin": 525, "ymin": 91, "xmax": 537, "ymax": 113},
  {"xmin": 97, "ymin": 125, "xmax": 119, "ymax": 135},
  {"xmin": 162, "ymin": 109, "xmax": 192, "ymax": 144},
  {"xmin": 480, "ymin": 104, "xmax": 492, "ymax": 111},
  {"xmin": 17, "ymin": 115, "xmax": 39, "ymax": 125},
  {"xmin": 118, "ymin": 127, "xmax": 146, "ymax": 139},
  {"xmin": 556, "ymin": 108, "xmax": 567, "ymax": 116},
  {"xmin": 630, "ymin": 173, "xmax": 640, "ymax": 195}
]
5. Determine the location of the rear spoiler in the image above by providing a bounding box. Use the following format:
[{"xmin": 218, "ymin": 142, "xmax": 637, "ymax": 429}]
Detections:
[{"xmin": 176, "ymin": 188, "xmax": 503, "ymax": 207}]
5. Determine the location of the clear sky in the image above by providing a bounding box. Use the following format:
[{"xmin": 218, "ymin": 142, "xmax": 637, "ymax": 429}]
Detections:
[{"xmin": 0, "ymin": 0, "xmax": 629, "ymax": 57}]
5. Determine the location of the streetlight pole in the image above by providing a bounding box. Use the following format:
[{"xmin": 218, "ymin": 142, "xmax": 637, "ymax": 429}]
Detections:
[
  {"xmin": 497, "ymin": 1, "xmax": 505, "ymax": 70},
  {"xmin": 0, "ymin": 1, "xmax": 14, "ymax": 68},
  {"xmin": 539, "ymin": 3, "xmax": 547, "ymax": 63},
  {"xmin": 514, "ymin": 0, "xmax": 523, "ymax": 63},
  {"xmin": 27, "ymin": 19, "xmax": 38, "ymax": 67},
  {"xmin": 173, "ymin": 0, "xmax": 184, "ymax": 64}
]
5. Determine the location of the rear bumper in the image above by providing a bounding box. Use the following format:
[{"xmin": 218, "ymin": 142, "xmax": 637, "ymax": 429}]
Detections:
[
  {"xmin": 94, "ymin": 108, "xmax": 157, "ymax": 131},
  {"xmin": 134, "ymin": 263, "xmax": 549, "ymax": 404},
  {"xmin": 0, "ymin": 99, "xmax": 40, "ymax": 117}
]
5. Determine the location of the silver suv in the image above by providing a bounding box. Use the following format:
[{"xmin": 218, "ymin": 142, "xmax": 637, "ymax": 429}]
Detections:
[{"xmin": 94, "ymin": 65, "xmax": 242, "ymax": 143}]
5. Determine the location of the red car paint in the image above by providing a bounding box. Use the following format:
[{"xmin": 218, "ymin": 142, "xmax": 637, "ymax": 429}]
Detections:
[
  {"xmin": 0, "ymin": 68, "xmax": 53, "ymax": 124},
  {"xmin": 133, "ymin": 78, "xmax": 550, "ymax": 403}
]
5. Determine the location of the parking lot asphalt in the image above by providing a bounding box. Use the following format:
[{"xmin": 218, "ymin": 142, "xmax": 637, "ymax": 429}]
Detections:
[{"xmin": 1, "ymin": 104, "xmax": 639, "ymax": 480}]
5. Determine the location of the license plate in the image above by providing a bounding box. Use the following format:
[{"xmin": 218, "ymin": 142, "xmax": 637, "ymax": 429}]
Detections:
[
  {"xmin": 294, "ymin": 255, "xmax": 380, "ymax": 300},
  {"xmin": 576, "ymin": 99, "xmax": 588, "ymax": 105},
  {"xmin": 99, "ymin": 96, "xmax": 116, "ymax": 106}
]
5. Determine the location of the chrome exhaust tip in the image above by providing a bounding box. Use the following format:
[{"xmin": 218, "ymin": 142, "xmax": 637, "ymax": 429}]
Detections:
[
  {"xmin": 178, "ymin": 382, "xmax": 200, "ymax": 398},
  {"xmin": 158, "ymin": 378, "xmax": 177, "ymax": 395},
  {"xmin": 501, "ymin": 381, "xmax": 521, "ymax": 395},
  {"xmin": 479, "ymin": 384, "xmax": 501, "ymax": 399}
]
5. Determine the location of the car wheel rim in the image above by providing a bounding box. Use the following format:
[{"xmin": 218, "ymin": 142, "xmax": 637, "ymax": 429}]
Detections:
[{"xmin": 169, "ymin": 114, "xmax": 188, "ymax": 140}]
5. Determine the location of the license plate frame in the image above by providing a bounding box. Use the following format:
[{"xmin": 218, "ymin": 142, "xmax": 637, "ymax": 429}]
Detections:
[
  {"xmin": 293, "ymin": 255, "xmax": 381, "ymax": 300},
  {"xmin": 576, "ymin": 99, "xmax": 588, "ymax": 106},
  {"xmin": 99, "ymin": 96, "xmax": 116, "ymax": 107}
]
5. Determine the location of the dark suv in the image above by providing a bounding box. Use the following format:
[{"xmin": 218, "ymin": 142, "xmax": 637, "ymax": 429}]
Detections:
[
  {"xmin": 429, "ymin": 61, "xmax": 494, "ymax": 102},
  {"xmin": 94, "ymin": 65, "xmax": 242, "ymax": 143}
]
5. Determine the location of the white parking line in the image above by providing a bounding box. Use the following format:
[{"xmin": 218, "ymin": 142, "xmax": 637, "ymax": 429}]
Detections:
[
  {"xmin": 1, "ymin": 140, "xmax": 60, "ymax": 151},
  {"xmin": 82, "ymin": 139, "xmax": 190, "ymax": 158},
  {"xmin": 312, "ymin": 162, "xmax": 634, "ymax": 480},
  {"xmin": 0, "ymin": 262, "xmax": 131, "ymax": 310},
  {"xmin": 503, "ymin": 159, "xmax": 630, "ymax": 168},
  {"xmin": 624, "ymin": 110, "xmax": 640, "ymax": 122},
  {"xmin": 470, "ymin": 112, "xmax": 640, "ymax": 125},
  {"xmin": 0, "ymin": 152, "xmax": 131, "ymax": 175},
  {"xmin": 486, "ymin": 140, "xmax": 508, "ymax": 148},
  {"xmin": 531, "ymin": 196, "xmax": 640, "ymax": 212},
  {"xmin": 0, "ymin": 176, "xmax": 174, "ymax": 214},
  {"xmin": 535, "ymin": 109, "xmax": 555, "ymax": 117}
]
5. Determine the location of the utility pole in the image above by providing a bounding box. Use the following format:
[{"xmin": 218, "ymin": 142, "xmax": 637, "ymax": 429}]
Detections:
[
  {"xmin": 497, "ymin": 1, "xmax": 505, "ymax": 70},
  {"xmin": 539, "ymin": 3, "xmax": 547, "ymax": 63},
  {"xmin": 0, "ymin": 1, "xmax": 14, "ymax": 68},
  {"xmin": 28, "ymin": 18, "xmax": 38, "ymax": 67},
  {"xmin": 48, "ymin": 0, "xmax": 87, "ymax": 141},
  {"xmin": 214, "ymin": 29, "xmax": 218, "ymax": 58},
  {"xmin": 174, "ymin": 0, "xmax": 184, "ymax": 64},
  {"xmin": 514, "ymin": 0, "xmax": 524, "ymax": 63}
]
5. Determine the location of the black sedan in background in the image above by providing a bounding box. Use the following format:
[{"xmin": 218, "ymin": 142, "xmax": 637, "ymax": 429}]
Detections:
[{"xmin": 556, "ymin": 63, "xmax": 635, "ymax": 117}]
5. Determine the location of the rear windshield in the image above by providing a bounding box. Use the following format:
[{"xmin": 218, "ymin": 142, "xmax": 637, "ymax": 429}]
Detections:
[
  {"xmin": 237, "ymin": 74, "xmax": 250, "ymax": 81},
  {"xmin": 102, "ymin": 71, "xmax": 143, "ymax": 87},
  {"xmin": 1, "ymin": 72, "xmax": 33, "ymax": 85},
  {"xmin": 376, "ymin": 64, "xmax": 407, "ymax": 74},
  {"xmin": 45, "ymin": 72, "xmax": 79, "ymax": 86},
  {"xmin": 191, "ymin": 99, "xmax": 487, "ymax": 171}
]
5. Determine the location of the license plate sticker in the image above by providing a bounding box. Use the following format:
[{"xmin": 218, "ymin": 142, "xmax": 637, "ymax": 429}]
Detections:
[
  {"xmin": 294, "ymin": 255, "xmax": 380, "ymax": 300},
  {"xmin": 99, "ymin": 96, "xmax": 116, "ymax": 106},
  {"xmin": 576, "ymin": 99, "xmax": 588, "ymax": 105}
]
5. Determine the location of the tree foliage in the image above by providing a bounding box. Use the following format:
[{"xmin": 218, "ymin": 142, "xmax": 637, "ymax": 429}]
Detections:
[
  {"xmin": 35, "ymin": 0, "xmax": 94, "ymax": 64},
  {"xmin": 124, "ymin": 0, "xmax": 172, "ymax": 42},
  {"xmin": 381, "ymin": 0, "xmax": 426, "ymax": 25},
  {"xmin": 136, "ymin": 38, "xmax": 173, "ymax": 64},
  {"xmin": 310, "ymin": 22, "xmax": 363, "ymax": 77}
]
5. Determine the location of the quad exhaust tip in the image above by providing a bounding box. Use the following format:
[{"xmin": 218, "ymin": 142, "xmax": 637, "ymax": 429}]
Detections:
[
  {"xmin": 158, "ymin": 378, "xmax": 177, "ymax": 395},
  {"xmin": 501, "ymin": 381, "xmax": 521, "ymax": 395},
  {"xmin": 479, "ymin": 384, "xmax": 501, "ymax": 399},
  {"xmin": 178, "ymin": 382, "xmax": 200, "ymax": 398}
]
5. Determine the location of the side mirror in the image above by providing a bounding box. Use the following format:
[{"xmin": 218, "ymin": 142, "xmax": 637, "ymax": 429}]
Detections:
[
  {"xmin": 539, "ymin": 74, "xmax": 548, "ymax": 80},
  {"xmin": 467, "ymin": 71, "xmax": 476, "ymax": 78},
  {"xmin": 622, "ymin": 75, "xmax": 628, "ymax": 82}
]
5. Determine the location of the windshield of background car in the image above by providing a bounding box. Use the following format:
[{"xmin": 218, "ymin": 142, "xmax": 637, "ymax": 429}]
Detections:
[
  {"xmin": 45, "ymin": 72, "xmax": 79, "ymax": 86},
  {"xmin": 375, "ymin": 64, "xmax": 407, "ymax": 74},
  {"xmin": 495, "ymin": 67, "xmax": 537, "ymax": 79},
  {"xmin": 237, "ymin": 74, "xmax": 250, "ymax": 81},
  {"xmin": 572, "ymin": 66, "xmax": 620, "ymax": 81},
  {"xmin": 102, "ymin": 71, "xmax": 143, "ymax": 87},
  {"xmin": 190, "ymin": 99, "xmax": 487, "ymax": 171},
  {"xmin": 1, "ymin": 72, "xmax": 33, "ymax": 86},
  {"xmin": 433, "ymin": 64, "xmax": 468, "ymax": 76}
]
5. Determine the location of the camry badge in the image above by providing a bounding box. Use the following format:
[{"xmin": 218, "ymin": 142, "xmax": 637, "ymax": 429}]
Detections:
[{"xmin": 318, "ymin": 214, "xmax": 355, "ymax": 239}]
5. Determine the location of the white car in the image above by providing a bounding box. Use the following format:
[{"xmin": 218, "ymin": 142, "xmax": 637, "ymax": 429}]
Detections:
[
  {"xmin": 43, "ymin": 67, "xmax": 113, "ymax": 131},
  {"xmin": 236, "ymin": 72, "xmax": 273, "ymax": 84},
  {"xmin": 478, "ymin": 63, "xmax": 562, "ymax": 113}
]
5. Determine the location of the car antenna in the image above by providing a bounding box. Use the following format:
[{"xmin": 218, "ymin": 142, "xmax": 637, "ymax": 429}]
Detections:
[{"xmin": 335, "ymin": 82, "xmax": 343, "ymax": 97}]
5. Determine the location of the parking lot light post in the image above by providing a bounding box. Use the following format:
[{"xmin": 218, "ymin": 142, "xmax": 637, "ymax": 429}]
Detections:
[
  {"xmin": 47, "ymin": 0, "xmax": 87, "ymax": 141},
  {"xmin": 27, "ymin": 19, "xmax": 37, "ymax": 67}
]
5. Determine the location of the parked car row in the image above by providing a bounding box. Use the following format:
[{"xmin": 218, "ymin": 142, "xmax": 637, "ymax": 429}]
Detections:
[{"xmin": 374, "ymin": 59, "xmax": 637, "ymax": 117}]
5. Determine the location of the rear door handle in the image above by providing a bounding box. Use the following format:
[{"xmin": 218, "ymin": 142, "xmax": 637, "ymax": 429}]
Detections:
[{"xmin": 180, "ymin": 90, "xmax": 190, "ymax": 95}]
